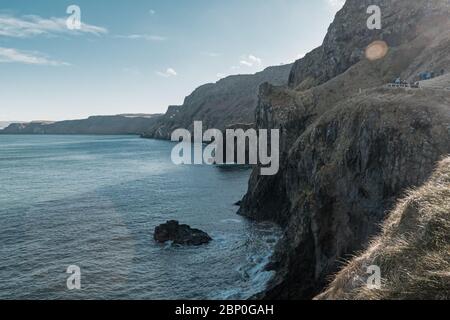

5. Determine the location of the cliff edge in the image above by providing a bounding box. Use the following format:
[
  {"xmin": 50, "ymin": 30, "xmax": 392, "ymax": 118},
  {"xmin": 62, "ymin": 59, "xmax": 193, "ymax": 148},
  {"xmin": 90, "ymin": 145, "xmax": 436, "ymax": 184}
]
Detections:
[{"xmin": 239, "ymin": 0, "xmax": 450, "ymax": 299}]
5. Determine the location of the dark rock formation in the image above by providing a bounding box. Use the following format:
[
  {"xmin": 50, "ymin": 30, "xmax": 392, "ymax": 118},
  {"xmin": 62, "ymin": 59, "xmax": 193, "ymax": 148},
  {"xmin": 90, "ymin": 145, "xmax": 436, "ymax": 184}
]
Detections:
[
  {"xmin": 142, "ymin": 64, "xmax": 292, "ymax": 140},
  {"xmin": 0, "ymin": 114, "xmax": 162, "ymax": 135},
  {"xmin": 239, "ymin": 0, "xmax": 450, "ymax": 299},
  {"xmin": 154, "ymin": 221, "xmax": 212, "ymax": 246}
]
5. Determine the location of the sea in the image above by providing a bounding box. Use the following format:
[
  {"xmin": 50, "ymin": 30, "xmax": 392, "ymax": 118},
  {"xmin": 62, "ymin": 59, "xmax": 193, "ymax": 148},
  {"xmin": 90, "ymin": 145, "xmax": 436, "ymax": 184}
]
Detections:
[{"xmin": 0, "ymin": 135, "xmax": 281, "ymax": 299}]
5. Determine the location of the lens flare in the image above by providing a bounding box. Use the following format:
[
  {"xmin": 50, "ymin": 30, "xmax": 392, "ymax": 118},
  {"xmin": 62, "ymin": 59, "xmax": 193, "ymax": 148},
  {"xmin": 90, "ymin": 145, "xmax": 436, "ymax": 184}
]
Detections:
[{"xmin": 365, "ymin": 40, "xmax": 389, "ymax": 61}]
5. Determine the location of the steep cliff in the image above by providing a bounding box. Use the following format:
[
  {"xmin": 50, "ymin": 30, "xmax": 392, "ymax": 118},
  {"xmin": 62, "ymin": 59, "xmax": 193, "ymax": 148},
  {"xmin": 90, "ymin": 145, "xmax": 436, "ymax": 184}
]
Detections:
[
  {"xmin": 142, "ymin": 64, "xmax": 292, "ymax": 140},
  {"xmin": 288, "ymin": 0, "xmax": 450, "ymax": 90},
  {"xmin": 0, "ymin": 114, "xmax": 162, "ymax": 135},
  {"xmin": 239, "ymin": 0, "xmax": 450, "ymax": 299},
  {"xmin": 317, "ymin": 157, "xmax": 450, "ymax": 300}
]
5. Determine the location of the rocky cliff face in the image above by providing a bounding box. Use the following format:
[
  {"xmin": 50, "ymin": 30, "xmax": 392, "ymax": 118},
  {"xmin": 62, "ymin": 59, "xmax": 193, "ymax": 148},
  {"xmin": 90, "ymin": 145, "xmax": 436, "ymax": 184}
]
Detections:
[
  {"xmin": 288, "ymin": 0, "xmax": 450, "ymax": 90},
  {"xmin": 0, "ymin": 114, "xmax": 162, "ymax": 135},
  {"xmin": 142, "ymin": 64, "xmax": 292, "ymax": 140},
  {"xmin": 239, "ymin": 0, "xmax": 450, "ymax": 299},
  {"xmin": 317, "ymin": 157, "xmax": 450, "ymax": 300}
]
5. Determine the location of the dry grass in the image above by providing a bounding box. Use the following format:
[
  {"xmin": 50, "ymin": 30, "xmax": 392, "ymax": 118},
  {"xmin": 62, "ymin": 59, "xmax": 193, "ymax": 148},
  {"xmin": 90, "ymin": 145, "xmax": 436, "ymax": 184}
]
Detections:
[{"xmin": 317, "ymin": 157, "xmax": 450, "ymax": 300}]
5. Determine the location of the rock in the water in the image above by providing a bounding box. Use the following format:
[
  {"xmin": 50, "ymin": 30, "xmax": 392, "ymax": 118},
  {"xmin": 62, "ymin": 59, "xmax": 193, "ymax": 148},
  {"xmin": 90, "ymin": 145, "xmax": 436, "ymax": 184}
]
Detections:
[{"xmin": 154, "ymin": 221, "xmax": 212, "ymax": 246}]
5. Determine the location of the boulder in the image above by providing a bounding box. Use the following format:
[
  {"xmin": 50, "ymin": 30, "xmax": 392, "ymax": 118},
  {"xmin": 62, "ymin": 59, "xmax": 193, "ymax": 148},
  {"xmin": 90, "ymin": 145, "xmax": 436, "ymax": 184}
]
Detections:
[{"xmin": 154, "ymin": 221, "xmax": 212, "ymax": 246}]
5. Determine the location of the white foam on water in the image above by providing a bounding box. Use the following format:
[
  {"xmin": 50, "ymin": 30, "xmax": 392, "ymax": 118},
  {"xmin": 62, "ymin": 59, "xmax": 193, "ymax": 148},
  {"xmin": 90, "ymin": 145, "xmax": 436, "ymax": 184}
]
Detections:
[
  {"xmin": 220, "ymin": 218, "xmax": 243, "ymax": 224},
  {"xmin": 210, "ymin": 221, "xmax": 282, "ymax": 300}
]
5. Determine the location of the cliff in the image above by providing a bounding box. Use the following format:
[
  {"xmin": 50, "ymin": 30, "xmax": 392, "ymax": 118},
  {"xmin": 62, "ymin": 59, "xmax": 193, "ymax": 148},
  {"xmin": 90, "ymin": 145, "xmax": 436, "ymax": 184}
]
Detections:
[
  {"xmin": 288, "ymin": 0, "xmax": 450, "ymax": 90},
  {"xmin": 0, "ymin": 121, "xmax": 15, "ymax": 130},
  {"xmin": 142, "ymin": 64, "xmax": 292, "ymax": 140},
  {"xmin": 238, "ymin": 0, "xmax": 450, "ymax": 299},
  {"xmin": 317, "ymin": 157, "xmax": 450, "ymax": 300},
  {"xmin": 0, "ymin": 114, "xmax": 162, "ymax": 135}
]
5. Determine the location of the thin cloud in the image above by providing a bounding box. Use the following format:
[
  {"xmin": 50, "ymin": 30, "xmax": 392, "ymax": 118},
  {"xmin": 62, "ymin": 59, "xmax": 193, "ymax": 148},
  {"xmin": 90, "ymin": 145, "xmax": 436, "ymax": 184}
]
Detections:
[
  {"xmin": 0, "ymin": 47, "xmax": 70, "ymax": 66},
  {"xmin": 149, "ymin": 10, "xmax": 156, "ymax": 15},
  {"xmin": 249, "ymin": 55, "xmax": 262, "ymax": 65},
  {"xmin": 239, "ymin": 54, "xmax": 263, "ymax": 67},
  {"xmin": 239, "ymin": 60, "xmax": 253, "ymax": 67},
  {"xmin": 0, "ymin": 14, "xmax": 107, "ymax": 38},
  {"xmin": 115, "ymin": 34, "xmax": 167, "ymax": 41},
  {"xmin": 156, "ymin": 68, "xmax": 177, "ymax": 78}
]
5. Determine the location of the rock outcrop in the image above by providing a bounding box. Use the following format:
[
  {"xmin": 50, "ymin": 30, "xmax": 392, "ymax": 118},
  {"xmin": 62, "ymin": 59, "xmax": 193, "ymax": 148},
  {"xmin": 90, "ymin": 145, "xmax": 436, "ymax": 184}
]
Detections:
[
  {"xmin": 154, "ymin": 221, "xmax": 212, "ymax": 246},
  {"xmin": 142, "ymin": 64, "xmax": 292, "ymax": 140},
  {"xmin": 317, "ymin": 157, "xmax": 450, "ymax": 300},
  {"xmin": 239, "ymin": 0, "xmax": 450, "ymax": 299},
  {"xmin": 0, "ymin": 114, "xmax": 162, "ymax": 135}
]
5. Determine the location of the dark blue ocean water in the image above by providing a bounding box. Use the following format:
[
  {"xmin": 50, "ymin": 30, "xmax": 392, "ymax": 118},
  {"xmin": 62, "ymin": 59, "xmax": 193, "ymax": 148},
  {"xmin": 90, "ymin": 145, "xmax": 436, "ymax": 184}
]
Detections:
[{"xmin": 0, "ymin": 135, "xmax": 280, "ymax": 300}]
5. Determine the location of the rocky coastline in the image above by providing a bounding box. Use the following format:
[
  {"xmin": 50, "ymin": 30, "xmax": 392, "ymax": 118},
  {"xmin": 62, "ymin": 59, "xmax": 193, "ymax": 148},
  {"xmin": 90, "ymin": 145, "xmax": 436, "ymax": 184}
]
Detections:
[{"xmin": 238, "ymin": 0, "xmax": 450, "ymax": 299}]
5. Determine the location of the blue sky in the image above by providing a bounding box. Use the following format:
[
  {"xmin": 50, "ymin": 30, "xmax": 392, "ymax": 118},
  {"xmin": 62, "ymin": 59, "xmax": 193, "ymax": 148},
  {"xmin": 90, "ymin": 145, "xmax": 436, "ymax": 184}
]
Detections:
[{"xmin": 0, "ymin": 0, "xmax": 344, "ymax": 121}]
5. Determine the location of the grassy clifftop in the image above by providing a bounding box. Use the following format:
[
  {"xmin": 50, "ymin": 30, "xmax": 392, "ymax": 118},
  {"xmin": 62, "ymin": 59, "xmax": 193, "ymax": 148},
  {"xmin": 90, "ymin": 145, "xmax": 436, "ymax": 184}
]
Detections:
[{"xmin": 318, "ymin": 157, "xmax": 450, "ymax": 300}]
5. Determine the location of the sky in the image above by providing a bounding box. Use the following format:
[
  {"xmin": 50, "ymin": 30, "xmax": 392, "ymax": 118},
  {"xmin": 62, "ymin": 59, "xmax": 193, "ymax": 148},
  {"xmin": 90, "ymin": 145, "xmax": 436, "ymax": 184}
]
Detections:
[{"xmin": 0, "ymin": 0, "xmax": 345, "ymax": 121}]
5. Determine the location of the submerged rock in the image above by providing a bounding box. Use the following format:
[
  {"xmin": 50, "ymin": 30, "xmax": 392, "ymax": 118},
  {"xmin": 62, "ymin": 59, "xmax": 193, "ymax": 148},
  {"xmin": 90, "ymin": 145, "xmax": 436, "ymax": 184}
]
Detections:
[{"xmin": 154, "ymin": 220, "xmax": 212, "ymax": 246}]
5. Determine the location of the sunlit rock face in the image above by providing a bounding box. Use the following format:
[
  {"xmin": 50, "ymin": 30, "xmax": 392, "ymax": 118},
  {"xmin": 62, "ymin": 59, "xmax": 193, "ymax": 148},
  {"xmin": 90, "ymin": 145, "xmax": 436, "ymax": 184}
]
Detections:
[
  {"xmin": 142, "ymin": 64, "xmax": 292, "ymax": 140},
  {"xmin": 288, "ymin": 0, "xmax": 450, "ymax": 90}
]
